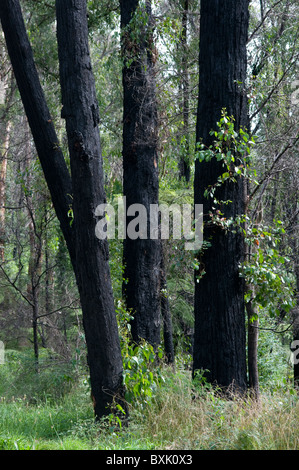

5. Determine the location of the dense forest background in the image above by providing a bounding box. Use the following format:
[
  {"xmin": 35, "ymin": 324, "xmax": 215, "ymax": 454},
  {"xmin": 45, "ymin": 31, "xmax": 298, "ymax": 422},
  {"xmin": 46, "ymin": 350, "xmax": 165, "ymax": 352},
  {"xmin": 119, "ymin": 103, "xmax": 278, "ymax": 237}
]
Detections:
[{"xmin": 0, "ymin": 0, "xmax": 298, "ymax": 450}]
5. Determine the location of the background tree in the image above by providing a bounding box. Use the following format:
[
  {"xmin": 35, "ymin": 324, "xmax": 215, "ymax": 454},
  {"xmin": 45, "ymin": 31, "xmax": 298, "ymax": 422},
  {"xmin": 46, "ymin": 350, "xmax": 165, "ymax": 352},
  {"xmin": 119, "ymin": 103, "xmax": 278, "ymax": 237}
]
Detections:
[
  {"xmin": 0, "ymin": 52, "xmax": 14, "ymax": 262},
  {"xmin": 245, "ymin": 0, "xmax": 299, "ymax": 390}
]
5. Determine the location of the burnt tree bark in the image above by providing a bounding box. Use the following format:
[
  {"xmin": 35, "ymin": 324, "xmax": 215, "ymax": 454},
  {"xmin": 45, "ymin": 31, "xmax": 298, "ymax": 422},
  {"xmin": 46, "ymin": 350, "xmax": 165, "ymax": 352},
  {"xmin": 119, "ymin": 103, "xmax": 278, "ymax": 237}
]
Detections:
[
  {"xmin": 0, "ymin": 0, "xmax": 126, "ymax": 419},
  {"xmin": 193, "ymin": 0, "xmax": 249, "ymax": 393},
  {"xmin": 120, "ymin": 0, "xmax": 161, "ymax": 348},
  {"xmin": 55, "ymin": 0, "xmax": 126, "ymax": 419},
  {"xmin": 0, "ymin": 0, "xmax": 76, "ymax": 273}
]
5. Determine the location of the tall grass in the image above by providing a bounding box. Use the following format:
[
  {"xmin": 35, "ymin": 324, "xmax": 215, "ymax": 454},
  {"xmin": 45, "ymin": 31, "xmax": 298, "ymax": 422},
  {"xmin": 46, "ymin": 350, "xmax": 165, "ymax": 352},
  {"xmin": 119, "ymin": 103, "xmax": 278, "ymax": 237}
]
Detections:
[
  {"xmin": 0, "ymin": 350, "xmax": 298, "ymax": 450},
  {"xmin": 131, "ymin": 368, "xmax": 299, "ymax": 450}
]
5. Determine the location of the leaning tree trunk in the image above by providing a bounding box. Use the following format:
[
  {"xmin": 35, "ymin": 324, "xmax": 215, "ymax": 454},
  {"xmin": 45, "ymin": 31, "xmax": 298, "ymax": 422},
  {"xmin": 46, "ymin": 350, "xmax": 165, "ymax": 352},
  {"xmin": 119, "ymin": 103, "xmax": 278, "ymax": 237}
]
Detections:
[
  {"xmin": 0, "ymin": 0, "xmax": 126, "ymax": 420},
  {"xmin": 193, "ymin": 0, "xmax": 249, "ymax": 393},
  {"xmin": 0, "ymin": 0, "xmax": 76, "ymax": 273},
  {"xmin": 56, "ymin": 0, "xmax": 126, "ymax": 419},
  {"xmin": 120, "ymin": 0, "xmax": 161, "ymax": 348}
]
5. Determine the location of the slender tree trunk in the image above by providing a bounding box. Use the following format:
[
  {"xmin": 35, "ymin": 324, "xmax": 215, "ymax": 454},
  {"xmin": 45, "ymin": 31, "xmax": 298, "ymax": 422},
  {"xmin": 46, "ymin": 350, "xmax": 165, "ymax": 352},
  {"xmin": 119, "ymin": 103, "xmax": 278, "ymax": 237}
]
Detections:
[
  {"xmin": 27, "ymin": 213, "xmax": 43, "ymax": 372},
  {"xmin": 24, "ymin": 121, "xmax": 43, "ymax": 370},
  {"xmin": 291, "ymin": 204, "xmax": 299, "ymax": 388},
  {"xmin": 260, "ymin": 0, "xmax": 264, "ymax": 21},
  {"xmin": 193, "ymin": 0, "xmax": 249, "ymax": 393},
  {"xmin": 179, "ymin": 0, "xmax": 190, "ymax": 182},
  {"xmin": 246, "ymin": 286, "xmax": 260, "ymax": 398},
  {"xmin": 0, "ymin": 55, "xmax": 14, "ymax": 263},
  {"xmin": 32, "ymin": 283, "xmax": 40, "ymax": 374},
  {"xmin": 245, "ymin": 202, "xmax": 262, "ymax": 399},
  {"xmin": 160, "ymin": 246, "xmax": 174, "ymax": 364},
  {"xmin": 28, "ymin": 218, "xmax": 41, "ymax": 371},
  {"xmin": 270, "ymin": 177, "xmax": 279, "ymax": 221},
  {"xmin": 56, "ymin": 0, "xmax": 126, "ymax": 419},
  {"xmin": 44, "ymin": 213, "xmax": 52, "ymax": 319},
  {"xmin": 290, "ymin": 261, "xmax": 299, "ymax": 388},
  {"xmin": 0, "ymin": 120, "xmax": 12, "ymax": 261},
  {"xmin": 120, "ymin": 0, "xmax": 161, "ymax": 348}
]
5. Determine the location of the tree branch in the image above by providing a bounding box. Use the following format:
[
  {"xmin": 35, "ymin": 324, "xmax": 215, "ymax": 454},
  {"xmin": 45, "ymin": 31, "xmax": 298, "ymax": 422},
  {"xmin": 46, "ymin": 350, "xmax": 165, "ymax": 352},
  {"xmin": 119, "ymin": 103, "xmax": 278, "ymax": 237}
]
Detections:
[
  {"xmin": 248, "ymin": 0, "xmax": 285, "ymax": 43},
  {"xmin": 250, "ymin": 126, "xmax": 299, "ymax": 203}
]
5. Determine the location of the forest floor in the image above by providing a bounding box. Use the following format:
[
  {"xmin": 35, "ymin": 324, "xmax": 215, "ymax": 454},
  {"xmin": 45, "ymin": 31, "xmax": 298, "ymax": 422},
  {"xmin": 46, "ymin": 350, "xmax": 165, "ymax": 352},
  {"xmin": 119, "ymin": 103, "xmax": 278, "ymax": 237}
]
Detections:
[{"xmin": 0, "ymin": 353, "xmax": 298, "ymax": 451}]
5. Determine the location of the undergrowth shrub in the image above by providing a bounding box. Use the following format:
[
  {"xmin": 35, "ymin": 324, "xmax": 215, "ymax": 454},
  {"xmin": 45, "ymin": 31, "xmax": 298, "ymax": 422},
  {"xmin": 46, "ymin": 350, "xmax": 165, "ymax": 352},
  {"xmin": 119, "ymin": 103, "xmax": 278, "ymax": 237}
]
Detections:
[{"xmin": 116, "ymin": 300, "xmax": 165, "ymax": 413}]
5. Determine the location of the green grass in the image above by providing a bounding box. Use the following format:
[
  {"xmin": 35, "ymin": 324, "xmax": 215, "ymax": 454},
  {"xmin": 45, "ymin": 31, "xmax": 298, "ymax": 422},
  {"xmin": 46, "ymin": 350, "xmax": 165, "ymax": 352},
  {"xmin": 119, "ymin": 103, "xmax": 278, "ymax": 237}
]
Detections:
[{"xmin": 0, "ymin": 363, "xmax": 298, "ymax": 450}]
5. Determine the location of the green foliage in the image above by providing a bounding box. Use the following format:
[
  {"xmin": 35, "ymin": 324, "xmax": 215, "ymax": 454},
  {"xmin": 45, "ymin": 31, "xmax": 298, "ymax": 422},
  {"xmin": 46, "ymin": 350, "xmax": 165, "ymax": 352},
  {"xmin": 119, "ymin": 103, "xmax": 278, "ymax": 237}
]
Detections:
[
  {"xmin": 87, "ymin": 0, "xmax": 119, "ymax": 30},
  {"xmin": 240, "ymin": 218, "xmax": 296, "ymax": 317},
  {"xmin": 116, "ymin": 301, "xmax": 165, "ymax": 410},
  {"xmin": 194, "ymin": 109, "xmax": 296, "ymax": 339},
  {"xmin": 121, "ymin": 1, "xmax": 153, "ymax": 69},
  {"xmin": 195, "ymin": 109, "xmax": 256, "ymax": 201},
  {"xmin": 257, "ymin": 320, "xmax": 293, "ymax": 390}
]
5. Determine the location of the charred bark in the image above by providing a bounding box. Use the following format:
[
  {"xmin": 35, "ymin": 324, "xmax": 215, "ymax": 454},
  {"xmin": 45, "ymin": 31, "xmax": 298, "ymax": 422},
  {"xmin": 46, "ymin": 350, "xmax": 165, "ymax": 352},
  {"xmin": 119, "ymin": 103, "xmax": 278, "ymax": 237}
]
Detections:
[
  {"xmin": 193, "ymin": 0, "xmax": 249, "ymax": 393},
  {"xmin": 0, "ymin": 0, "xmax": 76, "ymax": 273},
  {"xmin": 56, "ymin": 0, "xmax": 126, "ymax": 419},
  {"xmin": 120, "ymin": 0, "xmax": 161, "ymax": 348},
  {"xmin": 0, "ymin": 0, "xmax": 126, "ymax": 420}
]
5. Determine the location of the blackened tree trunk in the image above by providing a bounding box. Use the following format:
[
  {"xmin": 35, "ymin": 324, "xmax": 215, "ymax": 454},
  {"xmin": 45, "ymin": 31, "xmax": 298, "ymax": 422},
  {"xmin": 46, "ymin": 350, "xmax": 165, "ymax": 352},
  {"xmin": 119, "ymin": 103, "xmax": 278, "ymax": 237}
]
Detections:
[
  {"xmin": 0, "ymin": 0, "xmax": 126, "ymax": 420},
  {"xmin": 56, "ymin": 0, "xmax": 126, "ymax": 419},
  {"xmin": 120, "ymin": 0, "xmax": 161, "ymax": 348},
  {"xmin": 193, "ymin": 0, "xmax": 249, "ymax": 393},
  {"xmin": 0, "ymin": 0, "xmax": 76, "ymax": 273}
]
